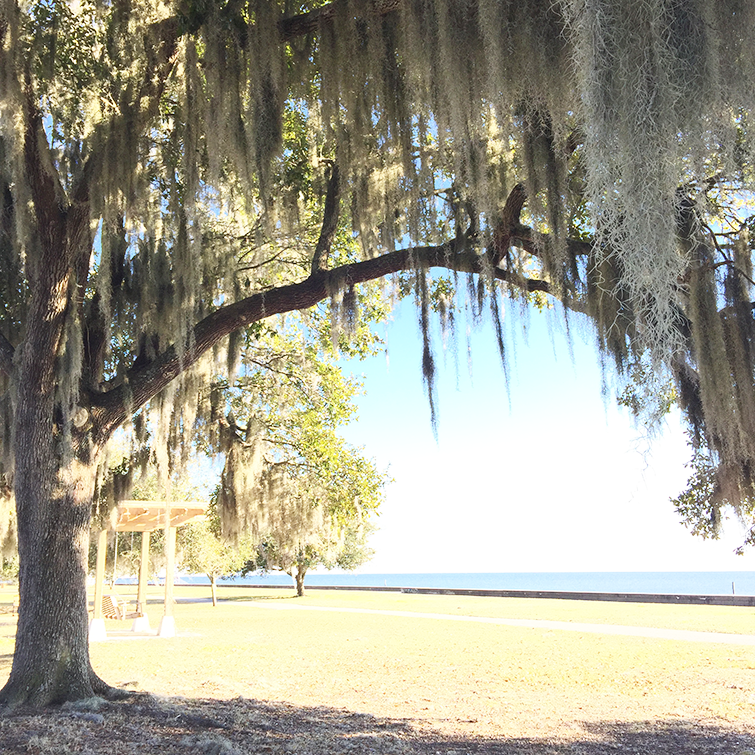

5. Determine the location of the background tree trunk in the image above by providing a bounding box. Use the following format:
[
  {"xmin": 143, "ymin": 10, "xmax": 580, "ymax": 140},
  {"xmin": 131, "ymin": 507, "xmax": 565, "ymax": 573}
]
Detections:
[{"xmin": 295, "ymin": 565, "xmax": 306, "ymax": 597}]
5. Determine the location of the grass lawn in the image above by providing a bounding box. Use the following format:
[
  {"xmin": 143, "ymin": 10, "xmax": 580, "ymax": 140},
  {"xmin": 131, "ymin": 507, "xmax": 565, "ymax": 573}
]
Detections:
[{"xmin": 0, "ymin": 585, "xmax": 753, "ymax": 753}]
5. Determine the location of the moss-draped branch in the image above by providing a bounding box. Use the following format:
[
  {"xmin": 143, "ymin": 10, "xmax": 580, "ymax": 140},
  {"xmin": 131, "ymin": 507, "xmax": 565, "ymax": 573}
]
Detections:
[{"xmin": 88, "ymin": 229, "xmax": 554, "ymax": 445}]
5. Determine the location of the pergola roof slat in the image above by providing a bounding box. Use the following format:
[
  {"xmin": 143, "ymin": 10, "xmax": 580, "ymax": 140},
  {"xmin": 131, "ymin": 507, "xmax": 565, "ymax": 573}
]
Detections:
[{"xmin": 109, "ymin": 500, "xmax": 208, "ymax": 532}]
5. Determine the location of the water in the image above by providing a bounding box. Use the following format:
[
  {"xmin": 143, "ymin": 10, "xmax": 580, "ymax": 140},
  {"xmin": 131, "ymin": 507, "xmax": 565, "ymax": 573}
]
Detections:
[{"xmin": 178, "ymin": 571, "xmax": 755, "ymax": 596}]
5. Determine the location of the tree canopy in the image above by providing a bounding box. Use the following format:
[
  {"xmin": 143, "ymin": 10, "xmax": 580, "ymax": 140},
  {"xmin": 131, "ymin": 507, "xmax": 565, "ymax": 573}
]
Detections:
[{"xmin": 1, "ymin": 0, "xmax": 755, "ymax": 705}]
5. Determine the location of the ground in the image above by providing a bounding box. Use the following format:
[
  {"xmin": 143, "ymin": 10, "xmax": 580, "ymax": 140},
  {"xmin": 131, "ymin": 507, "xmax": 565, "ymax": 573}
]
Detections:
[{"xmin": 0, "ymin": 586, "xmax": 754, "ymax": 753}]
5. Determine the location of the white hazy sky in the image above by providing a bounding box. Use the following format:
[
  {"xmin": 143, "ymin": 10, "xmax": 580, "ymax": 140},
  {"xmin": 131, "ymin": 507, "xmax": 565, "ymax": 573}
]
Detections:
[{"xmin": 338, "ymin": 298, "xmax": 753, "ymax": 574}]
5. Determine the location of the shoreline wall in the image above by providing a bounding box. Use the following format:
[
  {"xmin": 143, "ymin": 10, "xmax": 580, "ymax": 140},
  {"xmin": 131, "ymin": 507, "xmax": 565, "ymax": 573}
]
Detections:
[{"xmin": 213, "ymin": 583, "xmax": 755, "ymax": 607}]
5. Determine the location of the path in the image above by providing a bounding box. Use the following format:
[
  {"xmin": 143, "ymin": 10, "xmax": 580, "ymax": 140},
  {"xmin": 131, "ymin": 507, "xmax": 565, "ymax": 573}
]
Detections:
[{"xmin": 246, "ymin": 601, "xmax": 755, "ymax": 645}]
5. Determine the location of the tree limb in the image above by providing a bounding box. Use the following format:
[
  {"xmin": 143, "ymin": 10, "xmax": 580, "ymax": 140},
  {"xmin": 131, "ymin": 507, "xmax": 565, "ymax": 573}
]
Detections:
[
  {"xmin": 21, "ymin": 79, "xmax": 67, "ymax": 246},
  {"xmin": 88, "ymin": 239, "xmax": 556, "ymax": 443},
  {"xmin": 509, "ymin": 229, "xmax": 592, "ymax": 259},
  {"xmin": 278, "ymin": 0, "xmax": 401, "ymax": 40},
  {"xmin": 491, "ymin": 183, "xmax": 527, "ymax": 266}
]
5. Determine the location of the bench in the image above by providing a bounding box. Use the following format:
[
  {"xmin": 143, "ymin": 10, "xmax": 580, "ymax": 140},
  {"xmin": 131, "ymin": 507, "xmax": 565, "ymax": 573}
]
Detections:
[{"xmin": 101, "ymin": 594, "xmax": 140, "ymax": 621}]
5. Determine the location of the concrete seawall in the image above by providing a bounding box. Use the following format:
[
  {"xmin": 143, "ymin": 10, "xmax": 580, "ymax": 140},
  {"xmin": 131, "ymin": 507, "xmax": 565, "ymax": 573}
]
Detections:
[{"xmin": 219, "ymin": 582, "xmax": 755, "ymax": 607}]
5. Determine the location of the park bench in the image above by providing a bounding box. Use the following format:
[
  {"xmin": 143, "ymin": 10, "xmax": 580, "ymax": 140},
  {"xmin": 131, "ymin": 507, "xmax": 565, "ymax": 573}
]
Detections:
[{"xmin": 102, "ymin": 594, "xmax": 140, "ymax": 621}]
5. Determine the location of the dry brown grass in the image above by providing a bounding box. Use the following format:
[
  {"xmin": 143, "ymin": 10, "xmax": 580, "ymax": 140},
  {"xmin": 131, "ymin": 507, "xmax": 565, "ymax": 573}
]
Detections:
[{"xmin": 0, "ymin": 585, "xmax": 754, "ymax": 753}]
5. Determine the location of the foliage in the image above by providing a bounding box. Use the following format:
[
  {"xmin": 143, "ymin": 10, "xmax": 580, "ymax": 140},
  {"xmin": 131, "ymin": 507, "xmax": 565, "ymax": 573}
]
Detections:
[
  {"xmin": 248, "ymin": 521, "xmax": 377, "ymax": 589},
  {"xmin": 672, "ymin": 442, "xmax": 755, "ymax": 555},
  {"xmin": 178, "ymin": 498, "xmax": 252, "ymax": 585},
  {"xmin": 616, "ymin": 360, "xmax": 678, "ymax": 434},
  {"xmin": 2, "ymin": 0, "xmax": 755, "ymax": 506}
]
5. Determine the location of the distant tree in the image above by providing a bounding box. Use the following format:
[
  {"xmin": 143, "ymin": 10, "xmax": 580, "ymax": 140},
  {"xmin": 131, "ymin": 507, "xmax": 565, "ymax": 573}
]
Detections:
[
  {"xmin": 178, "ymin": 500, "xmax": 252, "ymax": 606},
  {"xmin": 244, "ymin": 495, "xmax": 379, "ymax": 597},
  {"xmin": 210, "ymin": 315, "xmax": 386, "ymax": 597},
  {"xmin": 219, "ymin": 356, "xmax": 386, "ymax": 597}
]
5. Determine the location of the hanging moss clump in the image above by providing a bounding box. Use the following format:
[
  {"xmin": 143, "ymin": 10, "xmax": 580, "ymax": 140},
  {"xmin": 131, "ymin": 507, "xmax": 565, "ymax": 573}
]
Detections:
[{"xmin": 3, "ymin": 0, "xmax": 755, "ymax": 522}]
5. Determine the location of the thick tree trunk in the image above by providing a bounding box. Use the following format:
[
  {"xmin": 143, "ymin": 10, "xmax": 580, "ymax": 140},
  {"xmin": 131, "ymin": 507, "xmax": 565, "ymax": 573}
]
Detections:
[
  {"xmin": 0, "ymin": 422, "xmax": 106, "ymax": 705},
  {"xmin": 0, "ymin": 311, "xmax": 109, "ymax": 705}
]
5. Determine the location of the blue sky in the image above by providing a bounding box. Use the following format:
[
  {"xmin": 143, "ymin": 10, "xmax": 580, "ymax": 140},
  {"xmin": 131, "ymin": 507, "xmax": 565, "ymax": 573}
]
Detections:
[{"xmin": 338, "ymin": 297, "xmax": 752, "ymax": 573}]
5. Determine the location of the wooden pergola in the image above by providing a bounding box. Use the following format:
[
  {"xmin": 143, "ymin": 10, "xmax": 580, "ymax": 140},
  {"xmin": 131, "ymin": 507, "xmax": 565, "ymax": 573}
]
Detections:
[{"xmin": 89, "ymin": 500, "xmax": 208, "ymax": 641}]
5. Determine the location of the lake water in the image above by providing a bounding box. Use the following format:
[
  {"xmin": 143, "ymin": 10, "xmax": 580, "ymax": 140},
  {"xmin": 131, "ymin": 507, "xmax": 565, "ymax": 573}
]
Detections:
[{"xmin": 177, "ymin": 571, "xmax": 755, "ymax": 596}]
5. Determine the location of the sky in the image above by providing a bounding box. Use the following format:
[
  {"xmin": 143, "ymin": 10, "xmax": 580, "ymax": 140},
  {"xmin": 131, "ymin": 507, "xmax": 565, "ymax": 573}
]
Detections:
[{"xmin": 336, "ymin": 298, "xmax": 753, "ymax": 574}]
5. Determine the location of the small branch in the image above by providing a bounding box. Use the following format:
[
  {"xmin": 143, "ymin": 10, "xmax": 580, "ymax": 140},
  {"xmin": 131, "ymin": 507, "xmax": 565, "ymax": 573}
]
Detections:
[
  {"xmin": 238, "ymin": 250, "xmax": 287, "ymax": 272},
  {"xmin": 708, "ymin": 260, "xmax": 755, "ymax": 290},
  {"xmin": 310, "ymin": 163, "xmax": 341, "ymax": 276},
  {"xmin": 701, "ymin": 220, "xmax": 733, "ymax": 265},
  {"xmin": 491, "ymin": 183, "xmax": 527, "ymax": 266}
]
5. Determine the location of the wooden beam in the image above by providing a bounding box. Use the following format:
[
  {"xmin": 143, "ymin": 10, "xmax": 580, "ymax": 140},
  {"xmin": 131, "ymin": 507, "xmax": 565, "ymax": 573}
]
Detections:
[
  {"xmin": 163, "ymin": 525, "xmax": 176, "ymax": 617},
  {"xmin": 112, "ymin": 500, "xmax": 207, "ymax": 531},
  {"xmin": 88, "ymin": 529, "xmax": 109, "ymax": 642},
  {"xmin": 158, "ymin": 500, "xmax": 177, "ymax": 638},
  {"xmin": 136, "ymin": 531, "xmax": 150, "ymax": 616}
]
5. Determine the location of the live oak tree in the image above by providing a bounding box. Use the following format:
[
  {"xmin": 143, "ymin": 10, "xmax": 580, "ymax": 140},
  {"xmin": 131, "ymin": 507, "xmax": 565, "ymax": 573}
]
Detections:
[
  {"xmin": 216, "ymin": 325, "xmax": 385, "ymax": 598},
  {"xmin": 1, "ymin": 0, "xmax": 755, "ymax": 705},
  {"xmin": 177, "ymin": 503, "xmax": 251, "ymax": 606},
  {"xmin": 183, "ymin": 325, "xmax": 385, "ymax": 600}
]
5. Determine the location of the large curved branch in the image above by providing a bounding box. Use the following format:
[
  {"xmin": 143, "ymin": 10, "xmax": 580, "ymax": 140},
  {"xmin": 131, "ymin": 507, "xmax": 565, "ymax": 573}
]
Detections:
[
  {"xmin": 278, "ymin": 0, "xmax": 401, "ymax": 40},
  {"xmin": 88, "ymin": 240, "xmax": 556, "ymax": 442}
]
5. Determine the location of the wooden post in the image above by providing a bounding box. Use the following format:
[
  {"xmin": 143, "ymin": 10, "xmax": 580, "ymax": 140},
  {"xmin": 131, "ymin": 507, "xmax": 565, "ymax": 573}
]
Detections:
[
  {"xmin": 158, "ymin": 503, "xmax": 176, "ymax": 637},
  {"xmin": 131, "ymin": 531, "xmax": 152, "ymax": 632},
  {"xmin": 93, "ymin": 529, "xmax": 107, "ymax": 619},
  {"xmin": 164, "ymin": 524, "xmax": 176, "ymax": 616},
  {"xmin": 137, "ymin": 531, "xmax": 150, "ymax": 615},
  {"xmin": 88, "ymin": 529, "xmax": 108, "ymax": 642}
]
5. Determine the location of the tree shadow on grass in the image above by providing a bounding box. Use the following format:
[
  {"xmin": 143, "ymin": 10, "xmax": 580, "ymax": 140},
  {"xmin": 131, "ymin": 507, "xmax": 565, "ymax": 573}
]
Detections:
[
  {"xmin": 0, "ymin": 694, "xmax": 753, "ymax": 755},
  {"xmin": 416, "ymin": 720, "xmax": 755, "ymax": 754},
  {"xmin": 211, "ymin": 592, "xmax": 302, "ymax": 603}
]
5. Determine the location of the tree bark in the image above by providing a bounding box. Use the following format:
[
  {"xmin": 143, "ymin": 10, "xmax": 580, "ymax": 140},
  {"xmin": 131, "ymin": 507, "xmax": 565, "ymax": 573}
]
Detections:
[{"xmin": 1, "ymin": 404, "xmax": 106, "ymax": 705}]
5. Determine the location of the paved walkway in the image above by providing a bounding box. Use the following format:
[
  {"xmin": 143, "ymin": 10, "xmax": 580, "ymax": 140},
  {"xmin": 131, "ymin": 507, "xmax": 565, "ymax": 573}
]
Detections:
[{"xmin": 247, "ymin": 602, "xmax": 755, "ymax": 646}]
